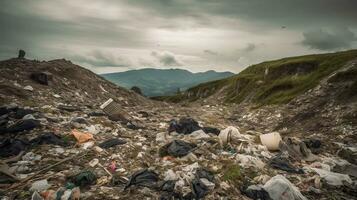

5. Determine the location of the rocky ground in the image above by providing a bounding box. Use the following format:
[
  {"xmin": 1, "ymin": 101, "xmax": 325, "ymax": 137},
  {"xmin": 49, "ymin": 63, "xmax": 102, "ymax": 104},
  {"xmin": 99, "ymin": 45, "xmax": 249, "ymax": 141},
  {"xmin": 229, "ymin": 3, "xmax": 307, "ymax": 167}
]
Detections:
[{"xmin": 0, "ymin": 58, "xmax": 356, "ymax": 199}]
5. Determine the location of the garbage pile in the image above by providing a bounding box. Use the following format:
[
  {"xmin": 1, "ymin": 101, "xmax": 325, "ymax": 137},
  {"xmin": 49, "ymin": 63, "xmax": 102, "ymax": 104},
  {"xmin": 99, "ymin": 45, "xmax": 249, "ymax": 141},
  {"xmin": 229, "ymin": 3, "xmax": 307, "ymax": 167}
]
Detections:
[{"xmin": 0, "ymin": 100, "xmax": 356, "ymax": 200}]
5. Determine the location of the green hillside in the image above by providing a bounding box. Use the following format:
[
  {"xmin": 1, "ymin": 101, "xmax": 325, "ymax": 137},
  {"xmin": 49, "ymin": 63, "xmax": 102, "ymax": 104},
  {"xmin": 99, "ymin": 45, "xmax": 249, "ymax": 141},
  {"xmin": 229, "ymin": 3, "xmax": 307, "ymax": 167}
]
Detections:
[{"xmin": 155, "ymin": 50, "xmax": 357, "ymax": 105}]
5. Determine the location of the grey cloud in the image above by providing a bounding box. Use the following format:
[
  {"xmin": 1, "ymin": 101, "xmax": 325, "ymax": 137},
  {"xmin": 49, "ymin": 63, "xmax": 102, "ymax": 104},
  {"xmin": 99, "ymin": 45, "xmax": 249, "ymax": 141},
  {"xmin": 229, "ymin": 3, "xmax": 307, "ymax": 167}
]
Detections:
[
  {"xmin": 301, "ymin": 28, "xmax": 356, "ymax": 50},
  {"xmin": 124, "ymin": 0, "xmax": 357, "ymax": 30},
  {"xmin": 151, "ymin": 51, "xmax": 182, "ymax": 66},
  {"xmin": 203, "ymin": 50, "xmax": 219, "ymax": 56},
  {"xmin": 0, "ymin": 0, "xmax": 357, "ymax": 74},
  {"xmin": 0, "ymin": 1, "xmax": 151, "ymax": 61},
  {"xmin": 242, "ymin": 43, "xmax": 256, "ymax": 52},
  {"xmin": 70, "ymin": 50, "xmax": 130, "ymax": 67}
]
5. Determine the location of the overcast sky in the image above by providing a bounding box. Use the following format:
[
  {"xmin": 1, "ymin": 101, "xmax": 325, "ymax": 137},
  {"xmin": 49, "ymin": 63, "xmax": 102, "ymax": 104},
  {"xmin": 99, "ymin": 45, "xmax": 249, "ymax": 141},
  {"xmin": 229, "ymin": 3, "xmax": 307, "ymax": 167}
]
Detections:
[{"xmin": 1, "ymin": 0, "xmax": 357, "ymax": 74}]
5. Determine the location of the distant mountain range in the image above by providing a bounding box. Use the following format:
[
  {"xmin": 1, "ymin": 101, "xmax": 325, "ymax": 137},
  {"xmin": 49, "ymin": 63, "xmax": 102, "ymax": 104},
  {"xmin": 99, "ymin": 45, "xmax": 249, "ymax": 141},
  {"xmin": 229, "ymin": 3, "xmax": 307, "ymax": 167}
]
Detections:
[{"xmin": 101, "ymin": 68, "xmax": 234, "ymax": 96}]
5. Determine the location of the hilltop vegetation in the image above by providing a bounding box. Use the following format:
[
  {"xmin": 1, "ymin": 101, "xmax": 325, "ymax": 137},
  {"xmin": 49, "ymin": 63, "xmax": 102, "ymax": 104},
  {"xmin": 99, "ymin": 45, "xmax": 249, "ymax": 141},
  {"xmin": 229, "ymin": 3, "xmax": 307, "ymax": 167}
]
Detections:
[{"xmin": 156, "ymin": 50, "xmax": 357, "ymax": 105}]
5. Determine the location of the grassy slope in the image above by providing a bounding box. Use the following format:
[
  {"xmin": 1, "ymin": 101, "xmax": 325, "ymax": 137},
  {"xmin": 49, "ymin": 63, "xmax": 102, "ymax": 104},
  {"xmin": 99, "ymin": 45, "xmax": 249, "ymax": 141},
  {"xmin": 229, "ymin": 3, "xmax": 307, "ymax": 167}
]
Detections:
[{"xmin": 155, "ymin": 50, "xmax": 357, "ymax": 105}]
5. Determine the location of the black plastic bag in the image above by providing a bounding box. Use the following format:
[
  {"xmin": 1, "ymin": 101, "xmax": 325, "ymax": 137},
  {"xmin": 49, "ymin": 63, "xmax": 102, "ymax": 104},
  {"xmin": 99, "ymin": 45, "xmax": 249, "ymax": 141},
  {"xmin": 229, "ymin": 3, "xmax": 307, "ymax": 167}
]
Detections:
[
  {"xmin": 202, "ymin": 127, "xmax": 220, "ymax": 135},
  {"xmin": 269, "ymin": 154, "xmax": 304, "ymax": 174},
  {"xmin": 69, "ymin": 170, "xmax": 97, "ymax": 188},
  {"xmin": 159, "ymin": 140, "xmax": 196, "ymax": 158},
  {"xmin": 125, "ymin": 169, "xmax": 159, "ymax": 190},
  {"xmin": 242, "ymin": 185, "xmax": 271, "ymax": 200},
  {"xmin": 30, "ymin": 132, "xmax": 67, "ymax": 146},
  {"xmin": 0, "ymin": 138, "xmax": 29, "ymax": 158},
  {"xmin": 168, "ymin": 118, "xmax": 201, "ymax": 135},
  {"xmin": 1, "ymin": 119, "xmax": 40, "ymax": 134},
  {"xmin": 98, "ymin": 138, "xmax": 126, "ymax": 149}
]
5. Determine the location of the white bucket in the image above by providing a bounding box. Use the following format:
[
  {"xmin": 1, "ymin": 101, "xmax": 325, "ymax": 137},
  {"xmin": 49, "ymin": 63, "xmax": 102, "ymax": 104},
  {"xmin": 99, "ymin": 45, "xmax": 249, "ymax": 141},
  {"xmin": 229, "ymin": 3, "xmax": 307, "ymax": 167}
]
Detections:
[{"xmin": 260, "ymin": 132, "xmax": 282, "ymax": 151}]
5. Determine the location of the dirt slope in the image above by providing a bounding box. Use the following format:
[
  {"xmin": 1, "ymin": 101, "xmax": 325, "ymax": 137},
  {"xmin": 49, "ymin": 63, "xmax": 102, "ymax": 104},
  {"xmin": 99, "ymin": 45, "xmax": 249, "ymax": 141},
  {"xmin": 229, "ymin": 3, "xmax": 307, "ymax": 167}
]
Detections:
[{"xmin": 0, "ymin": 58, "xmax": 148, "ymax": 107}]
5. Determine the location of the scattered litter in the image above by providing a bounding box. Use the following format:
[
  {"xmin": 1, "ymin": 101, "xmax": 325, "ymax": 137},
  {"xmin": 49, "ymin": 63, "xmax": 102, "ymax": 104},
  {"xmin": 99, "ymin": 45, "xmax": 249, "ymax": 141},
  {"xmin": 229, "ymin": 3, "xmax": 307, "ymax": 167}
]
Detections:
[{"xmin": 29, "ymin": 179, "xmax": 51, "ymax": 192}]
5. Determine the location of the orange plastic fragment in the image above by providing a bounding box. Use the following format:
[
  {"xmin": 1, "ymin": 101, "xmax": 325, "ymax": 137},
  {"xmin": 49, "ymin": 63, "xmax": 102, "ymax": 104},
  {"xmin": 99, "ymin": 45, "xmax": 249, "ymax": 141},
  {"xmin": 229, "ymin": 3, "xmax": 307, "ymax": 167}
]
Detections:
[{"xmin": 71, "ymin": 129, "xmax": 94, "ymax": 143}]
